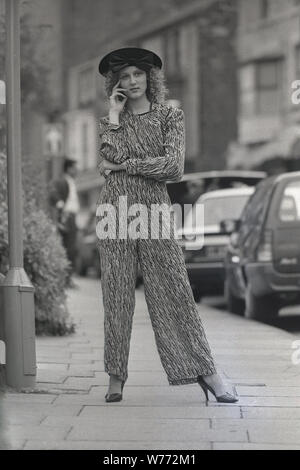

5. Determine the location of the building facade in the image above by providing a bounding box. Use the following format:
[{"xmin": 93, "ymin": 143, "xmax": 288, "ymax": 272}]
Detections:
[
  {"xmin": 228, "ymin": 0, "xmax": 300, "ymax": 173},
  {"xmin": 0, "ymin": 0, "xmax": 65, "ymax": 188},
  {"xmin": 60, "ymin": 0, "xmax": 237, "ymax": 224},
  {"xmin": 1, "ymin": 0, "xmax": 238, "ymax": 227}
]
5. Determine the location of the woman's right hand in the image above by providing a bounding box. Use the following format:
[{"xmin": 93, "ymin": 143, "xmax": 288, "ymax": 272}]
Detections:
[
  {"xmin": 98, "ymin": 158, "xmax": 125, "ymax": 179},
  {"xmin": 109, "ymin": 79, "xmax": 128, "ymax": 114}
]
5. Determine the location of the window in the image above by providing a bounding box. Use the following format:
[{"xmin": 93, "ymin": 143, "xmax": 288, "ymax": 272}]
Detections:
[
  {"xmin": 165, "ymin": 29, "xmax": 181, "ymax": 76},
  {"xmin": 239, "ymin": 65, "xmax": 256, "ymax": 117},
  {"xmin": 260, "ymin": 0, "xmax": 269, "ymax": 19},
  {"xmin": 78, "ymin": 66, "xmax": 95, "ymax": 106},
  {"xmin": 256, "ymin": 60, "xmax": 282, "ymax": 115},
  {"xmin": 239, "ymin": 60, "xmax": 283, "ymax": 117}
]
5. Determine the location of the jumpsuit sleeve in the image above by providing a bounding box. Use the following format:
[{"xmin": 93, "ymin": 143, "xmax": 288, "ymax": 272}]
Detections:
[
  {"xmin": 97, "ymin": 116, "xmax": 124, "ymax": 179},
  {"xmin": 123, "ymin": 107, "xmax": 185, "ymax": 183}
]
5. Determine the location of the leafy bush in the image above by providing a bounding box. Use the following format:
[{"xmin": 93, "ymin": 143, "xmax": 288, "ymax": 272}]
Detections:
[{"xmin": 0, "ymin": 153, "xmax": 75, "ymax": 335}]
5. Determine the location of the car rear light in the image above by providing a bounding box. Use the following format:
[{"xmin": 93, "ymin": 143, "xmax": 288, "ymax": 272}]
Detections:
[{"xmin": 257, "ymin": 230, "xmax": 273, "ymax": 262}]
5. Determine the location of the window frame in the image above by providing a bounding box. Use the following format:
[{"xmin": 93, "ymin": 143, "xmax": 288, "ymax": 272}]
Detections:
[
  {"xmin": 78, "ymin": 64, "xmax": 96, "ymax": 107},
  {"xmin": 255, "ymin": 58, "xmax": 283, "ymax": 115},
  {"xmin": 260, "ymin": 0, "xmax": 269, "ymax": 19}
]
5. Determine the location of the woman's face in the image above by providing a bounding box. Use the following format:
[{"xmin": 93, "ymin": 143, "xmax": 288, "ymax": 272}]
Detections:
[{"xmin": 118, "ymin": 65, "xmax": 148, "ymax": 100}]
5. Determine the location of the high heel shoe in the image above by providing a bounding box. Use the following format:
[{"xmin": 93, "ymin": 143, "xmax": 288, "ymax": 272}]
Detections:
[
  {"xmin": 105, "ymin": 380, "xmax": 125, "ymax": 403},
  {"xmin": 197, "ymin": 376, "xmax": 238, "ymax": 403}
]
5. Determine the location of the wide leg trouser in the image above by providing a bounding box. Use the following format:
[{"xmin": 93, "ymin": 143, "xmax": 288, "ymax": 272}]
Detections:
[{"xmin": 98, "ymin": 236, "xmax": 217, "ymax": 386}]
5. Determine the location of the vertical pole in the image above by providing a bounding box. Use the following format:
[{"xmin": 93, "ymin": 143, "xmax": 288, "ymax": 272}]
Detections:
[{"xmin": 2, "ymin": 0, "xmax": 36, "ymax": 390}]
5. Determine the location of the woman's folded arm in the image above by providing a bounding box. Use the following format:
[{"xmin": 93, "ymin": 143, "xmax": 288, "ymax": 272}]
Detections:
[
  {"xmin": 97, "ymin": 117, "xmax": 124, "ymax": 177},
  {"xmin": 124, "ymin": 107, "xmax": 185, "ymax": 183}
]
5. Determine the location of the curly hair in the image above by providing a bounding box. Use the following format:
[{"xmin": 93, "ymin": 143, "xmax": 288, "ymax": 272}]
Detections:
[{"xmin": 104, "ymin": 66, "xmax": 168, "ymax": 105}]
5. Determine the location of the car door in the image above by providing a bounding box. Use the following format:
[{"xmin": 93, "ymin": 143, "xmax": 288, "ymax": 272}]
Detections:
[
  {"xmin": 268, "ymin": 178, "xmax": 300, "ymax": 274},
  {"xmin": 234, "ymin": 178, "xmax": 276, "ymax": 295}
]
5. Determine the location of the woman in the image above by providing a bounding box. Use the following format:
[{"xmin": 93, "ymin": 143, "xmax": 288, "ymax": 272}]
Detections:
[{"xmin": 96, "ymin": 47, "xmax": 238, "ymax": 404}]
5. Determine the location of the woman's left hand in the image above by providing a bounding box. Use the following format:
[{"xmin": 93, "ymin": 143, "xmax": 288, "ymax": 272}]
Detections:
[{"xmin": 102, "ymin": 158, "xmax": 126, "ymax": 173}]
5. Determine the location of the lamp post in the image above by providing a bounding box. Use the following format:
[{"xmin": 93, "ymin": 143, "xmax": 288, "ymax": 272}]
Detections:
[{"xmin": 2, "ymin": 0, "xmax": 36, "ymax": 389}]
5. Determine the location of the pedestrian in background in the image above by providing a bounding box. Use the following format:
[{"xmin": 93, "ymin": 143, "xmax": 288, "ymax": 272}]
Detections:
[
  {"xmin": 97, "ymin": 47, "xmax": 238, "ymax": 404},
  {"xmin": 48, "ymin": 157, "xmax": 80, "ymax": 286}
]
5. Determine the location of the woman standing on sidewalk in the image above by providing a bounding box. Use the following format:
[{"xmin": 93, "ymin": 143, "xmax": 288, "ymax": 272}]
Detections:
[{"xmin": 96, "ymin": 47, "xmax": 238, "ymax": 404}]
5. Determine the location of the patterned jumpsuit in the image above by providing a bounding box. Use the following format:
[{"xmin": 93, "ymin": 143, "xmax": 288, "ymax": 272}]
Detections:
[{"xmin": 96, "ymin": 102, "xmax": 217, "ymax": 386}]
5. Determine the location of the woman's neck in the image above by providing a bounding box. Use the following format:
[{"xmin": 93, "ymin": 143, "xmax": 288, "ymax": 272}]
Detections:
[{"xmin": 127, "ymin": 95, "xmax": 151, "ymax": 115}]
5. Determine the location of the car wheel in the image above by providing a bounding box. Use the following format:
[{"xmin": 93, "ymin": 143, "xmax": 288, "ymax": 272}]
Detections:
[
  {"xmin": 245, "ymin": 285, "xmax": 278, "ymax": 321},
  {"xmin": 192, "ymin": 287, "xmax": 202, "ymax": 303},
  {"xmin": 224, "ymin": 279, "xmax": 245, "ymax": 316}
]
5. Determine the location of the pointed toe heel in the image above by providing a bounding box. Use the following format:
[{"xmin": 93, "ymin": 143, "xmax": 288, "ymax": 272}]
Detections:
[
  {"xmin": 105, "ymin": 380, "xmax": 125, "ymax": 403},
  {"xmin": 105, "ymin": 392, "xmax": 122, "ymax": 402},
  {"xmin": 197, "ymin": 376, "xmax": 238, "ymax": 404},
  {"xmin": 197, "ymin": 380, "xmax": 209, "ymax": 402}
]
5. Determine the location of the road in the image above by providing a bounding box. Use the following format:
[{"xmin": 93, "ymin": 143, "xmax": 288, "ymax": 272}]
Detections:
[{"xmin": 204, "ymin": 296, "xmax": 300, "ymax": 335}]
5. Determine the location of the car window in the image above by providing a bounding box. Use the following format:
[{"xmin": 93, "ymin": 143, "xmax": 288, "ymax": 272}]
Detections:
[
  {"xmin": 239, "ymin": 178, "xmax": 275, "ymax": 230},
  {"xmin": 167, "ymin": 175, "xmax": 265, "ymax": 209},
  {"xmin": 238, "ymin": 177, "xmax": 275, "ymax": 257},
  {"xmin": 202, "ymin": 195, "xmax": 250, "ymax": 226},
  {"xmin": 278, "ymin": 180, "xmax": 300, "ymax": 222},
  {"xmin": 184, "ymin": 194, "xmax": 251, "ymax": 229}
]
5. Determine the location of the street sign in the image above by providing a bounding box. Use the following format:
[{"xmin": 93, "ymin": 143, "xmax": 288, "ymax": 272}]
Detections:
[
  {"xmin": 43, "ymin": 123, "xmax": 64, "ymax": 157},
  {"xmin": 0, "ymin": 80, "xmax": 5, "ymax": 104}
]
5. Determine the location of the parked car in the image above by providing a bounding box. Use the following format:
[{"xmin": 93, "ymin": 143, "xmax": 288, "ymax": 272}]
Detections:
[
  {"xmin": 167, "ymin": 170, "xmax": 266, "ymax": 230},
  {"xmin": 76, "ymin": 171, "xmax": 266, "ymax": 285},
  {"xmin": 224, "ymin": 172, "xmax": 300, "ymax": 320},
  {"xmin": 176, "ymin": 186, "xmax": 255, "ymax": 302}
]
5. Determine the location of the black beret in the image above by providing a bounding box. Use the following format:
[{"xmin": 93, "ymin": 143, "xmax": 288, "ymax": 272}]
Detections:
[{"xmin": 98, "ymin": 47, "xmax": 163, "ymax": 76}]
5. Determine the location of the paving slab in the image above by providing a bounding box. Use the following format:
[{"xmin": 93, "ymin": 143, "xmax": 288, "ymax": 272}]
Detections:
[
  {"xmin": 8, "ymin": 424, "xmax": 71, "ymax": 441},
  {"xmin": 66, "ymin": 419, "xmax": 246, "ymax": 443},
  {"xmin": 3, "ymin": 403, "xmax": 83, "ymax": 417},
  {"xmin": 3, "ymin": 393, "xmax": 57, "ymax": 404},
  {"xmin": 2, "ymin": 276, "xmax": 300, "ymax": 450},
  {"xmin": 23, "ymin": 440, "xmax": 211, "ymax": 450},
  {"xmin": 236, "ymin": 386, "xmax": 300, "ymax": 397},
  {"xmin": 241, "ymin": 407, "xmax": 300, "ymax": 419},
  {"xmin": 213, "ymin": 442, "xmax": 300, "ymax": 450},
  {"xmin": 79, "ymin": 405, "xmax": 241, "ymax": 420}
]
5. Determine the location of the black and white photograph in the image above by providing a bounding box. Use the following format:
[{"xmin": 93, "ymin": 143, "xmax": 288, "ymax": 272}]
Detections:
[{"xmin": 0, "ymin": 0, "xmax": 300, "ymax": 454}]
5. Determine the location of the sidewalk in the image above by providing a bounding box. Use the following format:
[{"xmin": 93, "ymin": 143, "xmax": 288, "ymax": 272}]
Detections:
[{"xmin": 2, "ymin": 276, "xmax": 300, "ymax": 450}]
